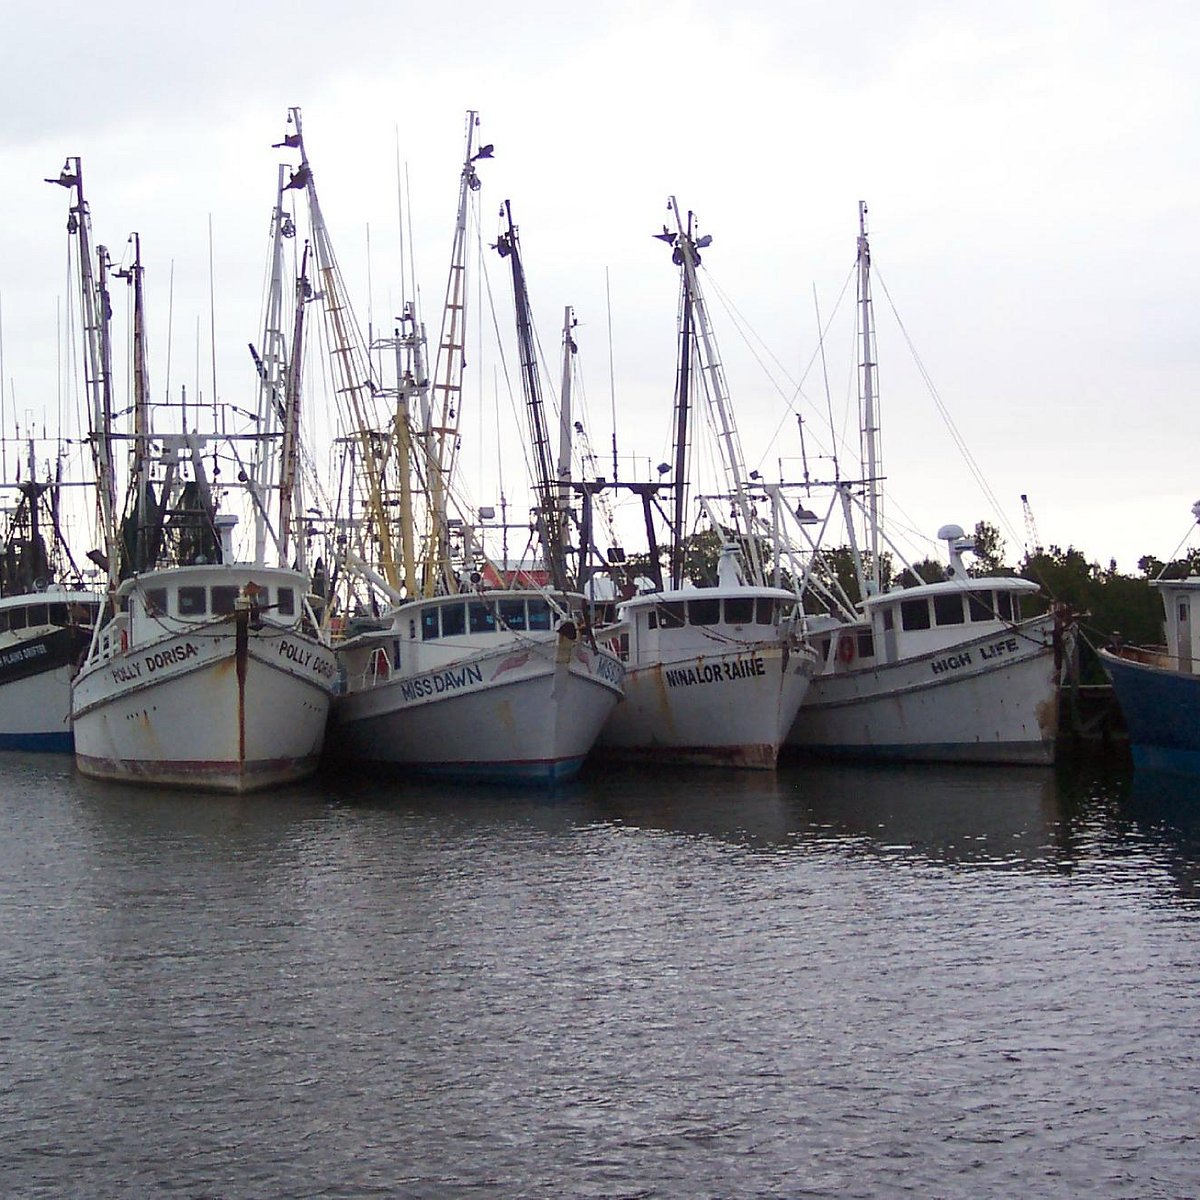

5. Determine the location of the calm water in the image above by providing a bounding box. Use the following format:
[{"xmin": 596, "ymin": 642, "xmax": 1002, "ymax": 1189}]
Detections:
[{"xmin": 1, "ymin": 750, "xmax": 1198, "ymax": 1198}]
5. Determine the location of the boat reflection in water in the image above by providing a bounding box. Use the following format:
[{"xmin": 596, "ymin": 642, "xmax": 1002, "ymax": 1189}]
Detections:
[{"xmin": 582, "ymin": 760, "xmax": 1064, "ymax": 866}]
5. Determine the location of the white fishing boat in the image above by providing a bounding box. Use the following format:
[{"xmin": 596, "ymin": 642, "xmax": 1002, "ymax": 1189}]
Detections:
[
  {"xmin": 790, "ymin": 527, "xmax": 1061, "ymax": 763},
  {"xmin": 0, "ymin": 587, "xmax": 98, "ymax": 752},
  {"xmin": 594, "ymin": 199, "xmax": 815, "ymax": 768},
  {"xmin": 0, "ymin": 442, "xmax": 100, "ymax": 750},
  {"xmin": 782, "ymin": 204, "xmax": 1062, "ymax": 764},
  {"xmin": 279, "ymin": 113, "xmax": 622, "ymax": 781},
  {"xmin": 333, "ymin": 589, "xmax": 623, "ymax": 781},
  {"xmin": 53, "ymin": 155, "xmax": 336, "ymax": 790},
  {"xmin": 72, "ymin": 551, "xmax": 335, "ymax": 789},
  {"xmin": 599, "ymin": 548, "xmax": 813, "ymax": 769}
]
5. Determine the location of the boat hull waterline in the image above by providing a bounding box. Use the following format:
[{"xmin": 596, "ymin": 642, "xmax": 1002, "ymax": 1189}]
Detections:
[{"xmin": 789, "ymin": 616, "xmax": 1060, "ymax": 765}]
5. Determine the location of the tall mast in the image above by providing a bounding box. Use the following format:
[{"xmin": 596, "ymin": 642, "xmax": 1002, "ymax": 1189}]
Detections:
[
  {"xmin": 496, "ymin": 200, "xmax": 569, "ymax": 592},
  {"xmin": 858, "ymin": 201, "xmax": 882, "ymax": 595},
  {"xmin": 557, "ymin": 306, "xmax": 576, "ymax": 566},
  {"xmin": 114, "ymin": 232, "xmax": 153, "ymax": 574},
  {"xmin": 423, "ymin": 112, "xmax": 491, "ymax": 597},
  {"xmin": 279, "ymin": 240, "xmax": 310, "ymax": 570},
  {"xmin": 662, "ymin": 197, "xmax": 764, "ymax": 585},
  {"xmin": 48, "ymin": 159, "xmax": 119, "ymax": 587},
  {"xmin": 283, "ymin": 108, "xmax": 397, "ymax": 588},
  {"xmin": 252, "ymin": 163, "xmax": 292, "ymax": 566}
]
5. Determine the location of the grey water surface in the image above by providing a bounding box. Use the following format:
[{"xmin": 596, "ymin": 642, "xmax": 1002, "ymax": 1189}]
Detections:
[{"xmin": 1, "ymin": 751, "xmax": 1198, "ymax": 1198}]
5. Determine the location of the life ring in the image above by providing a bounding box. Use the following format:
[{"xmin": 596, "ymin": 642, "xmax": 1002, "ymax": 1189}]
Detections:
[
  {"xmin": 372, "ymin": 647, "xmax": 390, "ymax": 680},
  {"xmin": 836, "ymin": 636, "xmax": 856, "ymax": 665}
]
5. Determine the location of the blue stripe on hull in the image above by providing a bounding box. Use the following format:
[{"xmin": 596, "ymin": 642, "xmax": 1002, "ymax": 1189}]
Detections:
[
  {"xmin": 0, "ymin": 730, "xmax": 74, "ymax": 753},
  {"xmin": 406, "ymin": 756, "xmax": 587, "ymax": 785}
]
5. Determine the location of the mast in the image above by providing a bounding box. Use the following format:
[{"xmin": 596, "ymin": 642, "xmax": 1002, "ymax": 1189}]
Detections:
[
  {"xmin": 668, "ymin": 239, "xmax": 694, "ymax": 589},
  {"xmin": 422, "ymin": 112, "xmax": 492, "ymax": 597},
  {"xmin": 114, "ymin": 232, "xmax": 153, "ymax": 574},
  {"xmin": 48, "ymin": 159, "xmax": 119, "ymax": 588},
  {"xmin": 557, "ymin": 306, "xmax": 576, "ymax": 568},
  {"xmin": 283, "ymin": 108, "xmax": 397, "ymax": 588},
  {"xmin": 278, "ymin": 240, "xmax": 310, "ymax": 570},
  {"xmin": 858, "ymin": 201, "xmax": 882, "ymax": 595},
  {"xmin": 495, "ymin": 200, "xmax": 570, "ymax": 592},
  {"xmin": 660, "ymin": 197, "xmax": 764, "ymax": 586}
]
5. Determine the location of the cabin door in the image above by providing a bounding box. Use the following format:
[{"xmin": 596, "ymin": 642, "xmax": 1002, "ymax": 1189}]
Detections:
[{"xmin": 1178, "ymin": 597, "xmax": 1194, "ymax": 674}]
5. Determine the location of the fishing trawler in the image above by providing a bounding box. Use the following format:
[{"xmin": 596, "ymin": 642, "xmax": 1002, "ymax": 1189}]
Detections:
[
  {"xmin": 53, "ymin": 156, "xmax": 336, "ymax": 790},
  {"xmin": 596, "ymin": 199, "xmax": 815, "ymax": 769},
  {"xmin": 782, "ymin": 204, "xmax": 1061, "ymax": 764},
  {"xmin": 0, "ymin": 442, "xmax": 99, "ymax": 750},
  {"xmin": 275, "ymin": 112, "xmax": 622, "ymax": 780}
]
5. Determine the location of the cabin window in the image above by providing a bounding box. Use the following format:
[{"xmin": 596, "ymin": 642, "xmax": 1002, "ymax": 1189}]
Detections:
[
  {"xmin": 499, "ymin": 599, "xmax": 527, "ymax": 630},
  {"xmin": 441, "ymin": 604, "xmax": 466, "ymax": 637},
  {"xmin": 659, "ymin": 602, "xmax": 686, "ymax": 629},
  {"xmin": 1181, "ymin": 602, "xmax": 1189, "ymax": 623},
  {"xmin": 145, "ymin": 588, "xmax": 168, "ymax": 616},
  {"xmin": 646, "ymin": 610, "xmax": 657, "ymax": 630},
  {"xmin": 9, "ymin": 608, "xmax": 27, "ymax": 632},
  {"xmin": 968, "ymin": 592, "xmax": 994, "ymax": 622},
  {"xmin": 421, "ymin": 608, "xmax": 440, "ymax": 640},
  {"xmin": 857, "ymin": 632, "xmax": 875, "ymax": 658},
  {"xmin": 178, "ymin": 587, "xmax": 207, "ymax": 616},
  {"xmin": 468, "ymin": 602, "xmax": 496, "ymax": 634},
  {"xmin": 756, "ymin": 598, "xmax": 776, "ymax": 624},
  {"xmin": 528, "ymin": 600, "xmax": 552, "ymax": 631},
  {"xmin": 277, "ymin": 588, "xmax": 296, "ymax": 616},
  {"xmin": 0, "ymin": 612, "xmax": 11, "ymax": 633},
  {"xmin": 725, "ymin": 597, "xmax": 754, "ymax": 624},
  {"xmin": 882, "ymin": 607, "xmax": 894, "ymax": 631},
  {"xmin": 49, "ymin": 603, "xmax": 68, "ymax": 626},
  {"xmin": 934, "ymin": 595, "xmax": 965, "ymax": 626},
  {"xmin": 689, "ymin": 598, "xmax": 721, "ymax": 625},
  {"xmin": 996, "ymin": 592, "xmax": 1014, "ymax": 622},
  {"xmin": 901, "ymin": 599, "xmax": 931, "ymax": 631},
  {"xmin": 815, "ymin": 636, "xmax": 830, "ymax": 662},
  {"xmin": 26, "ymin": 604, "xmax": 49, "ymax": 627},
  {"xmin": 211, "ymin": 586, "xmax": 240, "ymax": 615}
]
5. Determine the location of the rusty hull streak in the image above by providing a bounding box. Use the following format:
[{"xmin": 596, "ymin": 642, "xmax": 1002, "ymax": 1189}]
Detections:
[{"xmin": 235, "ymin": 609, "xmax": 249, "ymax": 780}]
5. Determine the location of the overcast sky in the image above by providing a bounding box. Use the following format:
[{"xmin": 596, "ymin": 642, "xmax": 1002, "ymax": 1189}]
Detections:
[{"xmin": 1, "ymin": 0, "xmax": 1196, "ymax": 573}]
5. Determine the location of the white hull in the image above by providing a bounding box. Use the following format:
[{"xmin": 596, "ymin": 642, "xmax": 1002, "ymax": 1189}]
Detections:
[
  {"xmin": 788, "ymin": 615, "xmax": 1060, "ymax": 764},
  {"xmin": 599, "ymin": 640, "xmax": 813, "ymax": 769},
  {"xmin": 73, "ymin": 622, "xmax": 335, "ymax": 792},
  {"xmin": 332, "ymin": 632, "xmax": 624, "ymax": 782},
  {"xmin": 0, "ymin": 660, "xmax": 75, "ymax": 751}
]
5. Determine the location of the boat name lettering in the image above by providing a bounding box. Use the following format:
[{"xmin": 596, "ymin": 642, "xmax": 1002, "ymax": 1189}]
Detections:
[
  {"xmin": 279, "ymin": 638, "xmax": 336, "ymax": 678},
  {"xmin": 592, "ymin": 654, "xmax": 623, "ymax": 685},
  {"xmin": 145, "ymin": 642, "xmax": 200, "ymax": 673},
  {"xmin": 979, "ymin": 637, "xmax": 1020, "ymax": 661},
  {"xmin": 931, "ymin": 651, "xmax": 973, "ymax": 676},
  {"xmin": 0, "ymin": 641, "xmax": 48, "ymax": 668},
  {"xmin": 664, "ymin": 656, "xmax": 766, "ymax": 688},
  {"xmin": 400, "ymin": 663, "xmax": 485, "ymax": 701}
]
